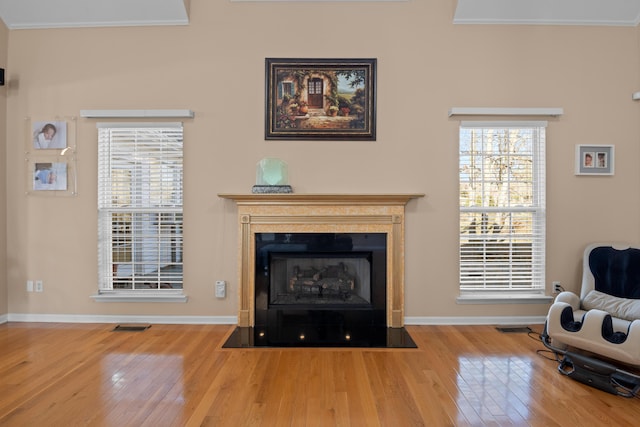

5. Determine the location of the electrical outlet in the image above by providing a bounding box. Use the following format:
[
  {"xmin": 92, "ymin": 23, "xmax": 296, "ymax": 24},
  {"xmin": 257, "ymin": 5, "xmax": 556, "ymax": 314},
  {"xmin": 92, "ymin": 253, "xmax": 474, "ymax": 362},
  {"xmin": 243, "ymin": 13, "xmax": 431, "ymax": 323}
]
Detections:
[
  {"xmin": 215, "ymin": 280, "xmax": 226, "ymax": 298},
  {"xmin": 552, "ymin": 281, "xmax": 562, "ymax": 294},
  {"xmin": 27, "ymin": 280, "xmax": 34, "ymax": 292},
  {"xmin": 35, "ymin": 280, "xmax": 43, "ymax": 293}
]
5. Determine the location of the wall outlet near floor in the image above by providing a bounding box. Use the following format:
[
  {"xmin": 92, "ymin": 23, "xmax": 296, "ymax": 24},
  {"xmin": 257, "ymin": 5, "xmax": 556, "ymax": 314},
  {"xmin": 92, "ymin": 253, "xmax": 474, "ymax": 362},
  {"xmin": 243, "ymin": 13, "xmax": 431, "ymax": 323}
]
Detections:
[
  {"xmin": 215, "ymin": 280, "xmax": 226, "ymax": 298},
  {"xmin": 35, "ymin": 280, "xmax": 43, "ymax": 293},
  {"xmin": 27, "ymin": 280, "xmax": 34, "ymax": 292},
  {"xmin": 552, "ymin": 281, "xmax": 562, "ymax": 294}
]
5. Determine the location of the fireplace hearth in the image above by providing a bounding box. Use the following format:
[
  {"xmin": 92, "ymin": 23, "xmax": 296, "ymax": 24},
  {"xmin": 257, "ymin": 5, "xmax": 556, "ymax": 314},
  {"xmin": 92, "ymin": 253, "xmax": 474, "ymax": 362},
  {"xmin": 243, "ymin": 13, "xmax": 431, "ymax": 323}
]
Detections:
[{"xmin": 218, "ymin": 193, "xmax": 423, "ymax": 348}]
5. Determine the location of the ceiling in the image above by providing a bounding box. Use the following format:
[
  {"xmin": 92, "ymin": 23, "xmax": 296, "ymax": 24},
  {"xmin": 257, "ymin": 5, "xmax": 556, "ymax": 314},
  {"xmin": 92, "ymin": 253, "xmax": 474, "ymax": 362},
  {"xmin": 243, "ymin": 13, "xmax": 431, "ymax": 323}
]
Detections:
[
  {"xmin": 0, "ymin": 0, "xmax": 639, "ymax": 30},
  {"xmin": 454, "ymin": 0, "xmax": 640, "ymax": 26},
  {"xmin": 0, "ymin": 0, "xmax": 189, "ymax": 30}
]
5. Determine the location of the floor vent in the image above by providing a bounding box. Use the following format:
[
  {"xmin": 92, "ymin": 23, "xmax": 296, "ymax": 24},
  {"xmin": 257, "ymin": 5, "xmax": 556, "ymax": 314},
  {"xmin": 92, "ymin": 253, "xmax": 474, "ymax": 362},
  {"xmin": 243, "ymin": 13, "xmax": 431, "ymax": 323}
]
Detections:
[
  {"xmin": 112, "ymin": 324, "xmax": 151, "ymax": 332},
  {"xmin": 496, "ymin": 326, "xmax": 531, "ymax": 333}
]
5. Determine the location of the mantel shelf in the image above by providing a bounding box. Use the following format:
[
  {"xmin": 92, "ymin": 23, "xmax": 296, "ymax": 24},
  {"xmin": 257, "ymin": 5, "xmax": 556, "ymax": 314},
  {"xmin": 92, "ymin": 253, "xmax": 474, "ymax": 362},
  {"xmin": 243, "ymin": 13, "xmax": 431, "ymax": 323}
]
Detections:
[{"xmin": 218, "ymin": 193, "xmax": 425, "ymax": 205}]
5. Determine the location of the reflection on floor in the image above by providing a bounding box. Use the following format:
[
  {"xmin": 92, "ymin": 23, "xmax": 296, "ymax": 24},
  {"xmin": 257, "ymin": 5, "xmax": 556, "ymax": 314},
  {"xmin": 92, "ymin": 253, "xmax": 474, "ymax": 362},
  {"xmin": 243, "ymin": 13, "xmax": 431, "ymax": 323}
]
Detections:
[
  {"xmin": 2, "ymin": 323, "xmax": 639, "ymax": 426},
  {"xmin": 456, "ymin": 355, "xmax": 532, "ymax": 422}
]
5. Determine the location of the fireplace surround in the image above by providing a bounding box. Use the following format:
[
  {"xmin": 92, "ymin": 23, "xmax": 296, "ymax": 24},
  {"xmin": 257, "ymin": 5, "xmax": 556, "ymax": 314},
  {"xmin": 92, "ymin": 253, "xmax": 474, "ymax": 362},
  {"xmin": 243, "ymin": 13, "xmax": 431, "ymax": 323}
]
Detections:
[{"xmin": 218, "ymin": 193, "xmax": 423, "ymax": 347}]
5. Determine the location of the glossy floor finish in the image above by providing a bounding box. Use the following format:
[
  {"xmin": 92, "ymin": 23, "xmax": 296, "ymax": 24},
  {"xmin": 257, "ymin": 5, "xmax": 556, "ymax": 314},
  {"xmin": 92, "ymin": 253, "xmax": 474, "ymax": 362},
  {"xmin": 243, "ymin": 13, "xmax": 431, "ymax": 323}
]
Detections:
[{"xmin": 0, "ymin": 323, "xmax": 639, "ymax": 426}]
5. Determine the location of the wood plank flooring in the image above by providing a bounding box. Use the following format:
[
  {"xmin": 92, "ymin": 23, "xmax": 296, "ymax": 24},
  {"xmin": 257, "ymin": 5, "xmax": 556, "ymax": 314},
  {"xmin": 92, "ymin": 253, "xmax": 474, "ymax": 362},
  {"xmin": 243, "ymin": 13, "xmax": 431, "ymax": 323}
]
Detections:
[{"xmin": 0, "ymin": 322, "xmax": 639, "ymax": 426}]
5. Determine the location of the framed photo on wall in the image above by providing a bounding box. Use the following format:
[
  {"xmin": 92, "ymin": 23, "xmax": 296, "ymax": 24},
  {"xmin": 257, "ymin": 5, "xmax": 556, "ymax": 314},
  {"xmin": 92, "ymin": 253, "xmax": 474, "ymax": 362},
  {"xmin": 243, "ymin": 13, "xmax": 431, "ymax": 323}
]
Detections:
[
  {"xmin": 31, "ymin": 120, "xmax": 68, "ymax": 150},
  {"xmin": 575, "ymin": 145, "xmax": 614, "ymax": 175},
  {"xmin": 26, "ymin": 155, "xmax": 77, "ymax": 196},
  {"xmin": 32, "ymin": 161, "xmax": 68, "ymax": 191},
  {"xmin": 265, "ymin": 58, "xmax": 377, "ymax": 140},
  {"xmin": 25, "ymin": 117, "xmax": 78, "ymax": 197}
]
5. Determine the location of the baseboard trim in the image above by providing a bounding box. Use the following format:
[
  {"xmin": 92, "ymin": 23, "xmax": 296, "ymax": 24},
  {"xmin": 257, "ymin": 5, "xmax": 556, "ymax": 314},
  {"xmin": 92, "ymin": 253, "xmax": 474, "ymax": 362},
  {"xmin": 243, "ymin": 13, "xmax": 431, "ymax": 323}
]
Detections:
[
  {"xmin": 404, "ymin": 316, "xmax": 546, "ymax": 325},
  {"xmin": 7, "ymin": 313, "xmax": 238, "ymax": 325},
  {"xmin": 3, "ymin": 314, "xmax": 546, "ymax": 326}
]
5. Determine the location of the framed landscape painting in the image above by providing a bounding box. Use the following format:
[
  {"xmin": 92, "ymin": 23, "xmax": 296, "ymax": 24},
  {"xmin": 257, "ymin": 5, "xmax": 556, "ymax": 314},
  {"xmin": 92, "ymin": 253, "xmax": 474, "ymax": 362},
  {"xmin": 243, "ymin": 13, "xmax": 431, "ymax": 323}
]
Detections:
[{"xmin": 265, "ymin": 58, "xmax": 377, "ymax": 140}]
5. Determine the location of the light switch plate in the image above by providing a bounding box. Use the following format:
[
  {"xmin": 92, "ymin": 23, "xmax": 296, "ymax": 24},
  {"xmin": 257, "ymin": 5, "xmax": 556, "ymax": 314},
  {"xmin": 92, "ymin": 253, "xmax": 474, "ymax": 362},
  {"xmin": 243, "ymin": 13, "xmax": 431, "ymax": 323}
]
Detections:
[{"xmin": 215, "ymin": 280, "xmax": 226, "ymax": 298}]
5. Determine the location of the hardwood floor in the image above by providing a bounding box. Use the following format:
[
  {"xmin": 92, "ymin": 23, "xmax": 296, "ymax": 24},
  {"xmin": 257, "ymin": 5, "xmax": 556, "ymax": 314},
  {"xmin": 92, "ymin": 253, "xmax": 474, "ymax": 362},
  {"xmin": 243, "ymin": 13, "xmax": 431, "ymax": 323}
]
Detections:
[{"xmin": 0, "ymin": 322, "xmax": 639, "ymax": 426}]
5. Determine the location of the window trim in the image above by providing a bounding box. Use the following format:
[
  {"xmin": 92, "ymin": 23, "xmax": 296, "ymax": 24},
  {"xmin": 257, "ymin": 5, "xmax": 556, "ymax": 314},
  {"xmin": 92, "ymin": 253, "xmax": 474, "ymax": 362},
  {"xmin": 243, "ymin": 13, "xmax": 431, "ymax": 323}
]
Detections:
[
  {"xmin": 94, "ymin": 122, "xmax": 186, "ymax": 302},
  {"xmin": 91, "ymin": 291, "xmax": 188, "ymax": 303},
  {"xmin": 458, "ymin": 121, "xmax": 547, "ymax": 302}
]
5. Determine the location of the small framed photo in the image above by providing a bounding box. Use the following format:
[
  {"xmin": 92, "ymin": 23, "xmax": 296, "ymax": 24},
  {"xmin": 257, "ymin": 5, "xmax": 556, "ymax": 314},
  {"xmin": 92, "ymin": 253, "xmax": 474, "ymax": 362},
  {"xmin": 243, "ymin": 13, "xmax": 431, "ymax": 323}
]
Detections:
[
  {"xmin": 33, "ymin": 161, "xmax": 68, "ymax": 191},
  {"xmin": 32, "ymin": 120, "xmax": 67, "ymax": 150},
  {"xmin": 575, "ymin": 145, "xmax": 614, "ymax": 175},
  {"xmin": 27, "ymin": 156, "xmax": 77, "ymax": 196}
]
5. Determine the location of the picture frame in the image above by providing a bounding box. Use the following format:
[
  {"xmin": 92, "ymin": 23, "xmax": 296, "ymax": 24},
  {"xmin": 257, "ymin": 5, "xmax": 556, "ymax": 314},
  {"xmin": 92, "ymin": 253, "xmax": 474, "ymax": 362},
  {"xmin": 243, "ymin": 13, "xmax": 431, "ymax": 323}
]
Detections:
[
  {"xmin": 575, "ymin": 145, "xmax": 614, "ymax": 175},
  {"xmin": 31, "ymin": 120, "xmax": 68, "ymax": 150},
  {"xmin": 25, "ymin": 117, "xmax": 78, "ymax": 197},
  {"xmin": 26, "ymin": 154, "xmax": 77, "ymax": 197},
  {"xmin": 32, "ymin": 161, "xmax": 68, "ymax": 191},
  {"xmin": 265, "ymin": 58, "xmax": 376, "ymax": 140}
]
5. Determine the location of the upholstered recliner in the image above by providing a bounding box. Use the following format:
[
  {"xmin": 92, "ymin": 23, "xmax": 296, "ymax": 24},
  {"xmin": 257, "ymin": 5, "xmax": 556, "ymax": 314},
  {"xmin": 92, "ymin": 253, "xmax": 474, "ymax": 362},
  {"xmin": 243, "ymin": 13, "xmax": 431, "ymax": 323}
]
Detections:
[
  {"xmin": 543, "ymin": 243, "xmax": 640, "ymax": 396},
  {"xmin": 545, "ymin": 243, "xmax": 640, "ymax": 367}
]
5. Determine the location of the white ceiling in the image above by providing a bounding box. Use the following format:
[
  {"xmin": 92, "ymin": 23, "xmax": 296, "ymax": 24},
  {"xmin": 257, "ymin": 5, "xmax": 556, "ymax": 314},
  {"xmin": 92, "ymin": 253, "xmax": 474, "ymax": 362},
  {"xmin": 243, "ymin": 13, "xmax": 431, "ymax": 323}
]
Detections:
[
  {"xmin": 0, "ymin": 0, "xmax": 189, "ymax": 30},
  {"xmin": 454, "ymin": 0, "xmax": 640, "ymax": 26},
  {"xmin": 0, "ymin": 1, "xmax": 639, "ymax": 30}
]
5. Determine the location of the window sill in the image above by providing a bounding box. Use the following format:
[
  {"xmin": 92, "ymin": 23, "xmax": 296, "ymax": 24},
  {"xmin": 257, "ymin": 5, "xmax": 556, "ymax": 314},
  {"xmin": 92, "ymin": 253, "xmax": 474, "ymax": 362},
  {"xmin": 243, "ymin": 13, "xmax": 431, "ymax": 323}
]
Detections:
[
  {"xmin": 456, "ymin": 294, "xmax": 553, "ymax": 305},
  {"xmin": 91, "ymin": 292, "xmax": 188, "ymax": 303}
]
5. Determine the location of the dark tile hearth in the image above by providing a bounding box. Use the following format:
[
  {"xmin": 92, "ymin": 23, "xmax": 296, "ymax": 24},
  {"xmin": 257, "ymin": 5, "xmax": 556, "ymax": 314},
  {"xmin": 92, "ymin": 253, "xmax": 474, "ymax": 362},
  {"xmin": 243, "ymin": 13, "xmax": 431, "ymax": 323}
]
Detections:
[{"xmin": 222, "ymin": 326, "xmax": 417, "ymax": 348}]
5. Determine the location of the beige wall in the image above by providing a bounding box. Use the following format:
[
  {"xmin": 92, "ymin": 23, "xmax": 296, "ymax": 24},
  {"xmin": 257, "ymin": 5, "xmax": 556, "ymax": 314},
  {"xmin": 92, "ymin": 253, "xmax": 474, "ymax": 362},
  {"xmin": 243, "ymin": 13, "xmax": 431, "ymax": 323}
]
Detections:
[
  {"xmin": 0, "ymin": 18, "xmax": 6, "ymax": 317},
  {"xmin": 3, "ymin": 1, "xmax": 640, "ymax": 321}
]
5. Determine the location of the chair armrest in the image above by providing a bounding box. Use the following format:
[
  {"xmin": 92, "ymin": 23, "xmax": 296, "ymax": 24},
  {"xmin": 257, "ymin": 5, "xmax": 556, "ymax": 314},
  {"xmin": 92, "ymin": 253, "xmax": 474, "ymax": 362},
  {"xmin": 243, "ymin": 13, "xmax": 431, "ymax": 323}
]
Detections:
[{"xmin": 554, "ymin": 291, "xmax": 580, "ymax": 310}]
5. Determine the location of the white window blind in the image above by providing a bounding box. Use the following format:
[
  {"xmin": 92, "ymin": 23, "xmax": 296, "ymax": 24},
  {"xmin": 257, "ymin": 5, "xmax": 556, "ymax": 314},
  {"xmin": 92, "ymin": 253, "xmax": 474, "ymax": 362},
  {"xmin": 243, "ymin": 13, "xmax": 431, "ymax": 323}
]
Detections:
[
  {"xmin": 97, "ymin": 123, "xmax": 183, "ymax": 292},
  {"xmin": 459, "ymin": 121, "xmax": 546, "ymax": 295}
]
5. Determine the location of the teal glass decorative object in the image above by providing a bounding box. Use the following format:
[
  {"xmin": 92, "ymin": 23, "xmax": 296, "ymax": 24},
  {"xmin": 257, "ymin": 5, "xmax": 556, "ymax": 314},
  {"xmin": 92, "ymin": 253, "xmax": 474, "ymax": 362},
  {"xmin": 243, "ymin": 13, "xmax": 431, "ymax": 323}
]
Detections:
[{"xmin": 252, "ymin": 158, "xmax": 293, "ymax": 193}]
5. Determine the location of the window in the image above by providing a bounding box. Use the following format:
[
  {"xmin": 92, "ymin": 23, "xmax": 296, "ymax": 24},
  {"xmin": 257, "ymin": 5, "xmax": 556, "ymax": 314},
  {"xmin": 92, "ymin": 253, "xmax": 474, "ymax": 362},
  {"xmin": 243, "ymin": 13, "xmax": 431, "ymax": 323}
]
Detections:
[
  {"xmin": 279, "ymin": 81, "xmax": 294, "ymax": 99},
  {"xmin": 459, "ymin": 121, "xmax": 546, "ymax": 298},
  {"xmin": 97, "ymin": 123, "xmax": 184, "ymax": 297}
]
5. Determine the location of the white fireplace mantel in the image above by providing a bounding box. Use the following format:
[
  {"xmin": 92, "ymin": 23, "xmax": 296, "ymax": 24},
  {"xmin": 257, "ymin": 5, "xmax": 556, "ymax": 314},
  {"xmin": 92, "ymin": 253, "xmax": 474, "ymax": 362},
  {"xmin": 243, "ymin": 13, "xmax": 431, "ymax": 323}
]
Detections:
[{"xmin": 218, "ymin": 193, "xmax": 424, "ymax": 328}]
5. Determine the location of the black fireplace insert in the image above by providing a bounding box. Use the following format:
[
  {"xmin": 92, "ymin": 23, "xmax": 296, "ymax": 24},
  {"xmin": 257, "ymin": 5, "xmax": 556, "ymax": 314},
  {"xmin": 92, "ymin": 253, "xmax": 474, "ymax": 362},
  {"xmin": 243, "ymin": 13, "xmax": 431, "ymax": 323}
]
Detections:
[{"xmin": 221, "ymin": 232, "xmax": 414, "ymax": 348}]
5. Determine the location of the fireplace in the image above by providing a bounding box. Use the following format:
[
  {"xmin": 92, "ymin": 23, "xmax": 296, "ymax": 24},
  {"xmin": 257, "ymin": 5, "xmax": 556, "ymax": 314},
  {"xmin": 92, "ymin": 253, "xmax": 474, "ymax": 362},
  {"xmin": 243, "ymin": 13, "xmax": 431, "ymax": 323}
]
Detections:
[
  {"xmin": 254, "ymin": 232, "xmax": 387, "ymax": 346},
  {"xmin": 218, "ymin": 193, "xmax": 423, "ymax": 347}
]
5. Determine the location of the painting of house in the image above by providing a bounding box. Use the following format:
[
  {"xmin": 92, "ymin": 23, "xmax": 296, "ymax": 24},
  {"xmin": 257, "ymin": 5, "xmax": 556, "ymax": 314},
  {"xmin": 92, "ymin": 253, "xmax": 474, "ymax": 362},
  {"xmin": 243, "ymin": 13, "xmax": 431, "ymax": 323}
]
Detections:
[{"xmin": 266, "ymin": 58, "xmax": 376, "ymax": 140}]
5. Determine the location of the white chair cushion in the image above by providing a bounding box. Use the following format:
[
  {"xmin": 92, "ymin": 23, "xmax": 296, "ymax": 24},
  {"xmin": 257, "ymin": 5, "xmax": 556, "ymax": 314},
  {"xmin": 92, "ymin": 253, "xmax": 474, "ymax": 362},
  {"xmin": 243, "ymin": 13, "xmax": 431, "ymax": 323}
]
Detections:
[{"xmin": 582, "ymin": 290, "xmax": 640, "ymax": 322}]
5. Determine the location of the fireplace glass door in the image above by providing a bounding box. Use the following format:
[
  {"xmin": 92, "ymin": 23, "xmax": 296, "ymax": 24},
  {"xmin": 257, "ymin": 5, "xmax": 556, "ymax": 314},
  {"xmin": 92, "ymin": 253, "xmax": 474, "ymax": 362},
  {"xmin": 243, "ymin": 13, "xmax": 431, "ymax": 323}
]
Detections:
[{"xmin": 269, "ymin": 252, "xmax": 372, "ymax": 306}]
